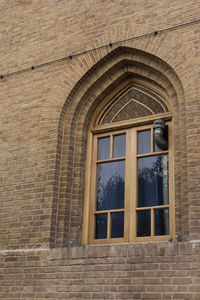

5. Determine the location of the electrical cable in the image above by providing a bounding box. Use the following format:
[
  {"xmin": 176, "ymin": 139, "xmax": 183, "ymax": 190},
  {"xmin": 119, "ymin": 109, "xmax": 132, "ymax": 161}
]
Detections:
[{"xmin": 1, "ymin": 18, "xmax": 200, "ymax": 79}]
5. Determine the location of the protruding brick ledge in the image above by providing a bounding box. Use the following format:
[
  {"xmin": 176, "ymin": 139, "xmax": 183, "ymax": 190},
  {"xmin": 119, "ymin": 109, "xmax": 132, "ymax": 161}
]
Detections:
[
  {"xmin": 1, "ymin": 242, "xmax": 200, "ymax": 300},
  {"xmin": 1, "ymin": 241, "xmax": 200, "ymax": 258}
]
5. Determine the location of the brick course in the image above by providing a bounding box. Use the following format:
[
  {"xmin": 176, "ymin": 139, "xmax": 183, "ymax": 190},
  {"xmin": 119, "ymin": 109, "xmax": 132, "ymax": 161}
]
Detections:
[
  {"xmin": 1, "ymin": 242, "xmax": 200, "ymax": 299},
  {"xmin": 0, "ymin": 0, "xmax": 200, "ymax": 299}
]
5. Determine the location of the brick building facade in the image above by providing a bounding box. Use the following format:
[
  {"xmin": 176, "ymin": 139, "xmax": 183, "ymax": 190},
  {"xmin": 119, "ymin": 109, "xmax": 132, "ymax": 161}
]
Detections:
[{"xmin": 0, "ymin": 1, "xmax": 200, "ymax": 299}]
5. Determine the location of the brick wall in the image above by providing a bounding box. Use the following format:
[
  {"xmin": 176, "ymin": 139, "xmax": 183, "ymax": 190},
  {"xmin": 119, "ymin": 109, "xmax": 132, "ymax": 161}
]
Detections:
[
  {"xmin": 1, "ymin": 242, "xmax": 200, "ymax": 299},
  {"xmin": 0, "ymin": 0, "xmax": 200, "ymax": 299}
]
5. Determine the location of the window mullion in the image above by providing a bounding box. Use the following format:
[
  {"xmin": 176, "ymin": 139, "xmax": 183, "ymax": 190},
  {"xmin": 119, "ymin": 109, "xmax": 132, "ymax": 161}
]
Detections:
[
  {"xmin": 151, "ymin": 208, "xmax": 154, "ymax": 237},
  {"xmin": 110, "ymin": 134, "xmax": 113, "ymax": 159},
  {"xmin": 124, "ymin": 130, "xmax": 130, "ymax": 242},
  {"xmin": 107, "ymin": 212, "xmax": 111, "ymax": 239},
  {"xmin": 151, "ymin": 126, "xmax": 154, "ymax": 153},
  {"xmin": 168, "ymin": 122, "xmax": 175, "ymax": 240},
  {"xmin": 89, "ymin": 136, "xmax": 98, "ymax": 243},
  {"xmin": 129, "ymin": 128, "xmax": 137, "ymax": 242}
]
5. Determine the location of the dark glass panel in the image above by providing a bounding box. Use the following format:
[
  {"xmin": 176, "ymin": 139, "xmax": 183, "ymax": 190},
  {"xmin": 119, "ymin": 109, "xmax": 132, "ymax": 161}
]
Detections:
[
  {"xmin": 138, "ymin": 155, "xmax": 168, "ymax": 207},
  {"xmin": 98, "ymin": 137, "xmax": 110, "ymax": 160},
  {"xmin": 155, "ymin": 209, "xmax": 169, "ymax": 236},
  {"xmin": 138, "ymin": 130, "xmax": 151, "ymax": 154},
  {"xmin": 111, "ymin": 212, "xmax": 124, "ymax": 238},
  {"xmin": 97, "ymin": 160, "xmax": 125, "ymax": 211},
  {"xmin": 154, "ymin": 125, "xmax": 168, "ymax": 152},
  {"xmin": 113, "ymin": 134, "xmax": 126, "ymax": 158},
  {"xmin": 137, "ymin": 210, "xmax": 151, "ymax": 237},
  {"xmin": 95, "ymin": 214, "xmax": 107, "ymax": 239}
]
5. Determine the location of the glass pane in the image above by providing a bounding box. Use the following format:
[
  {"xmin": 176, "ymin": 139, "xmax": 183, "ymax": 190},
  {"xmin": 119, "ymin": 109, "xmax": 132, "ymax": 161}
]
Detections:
[
  {"xmin": 98, "ymin": 137, "xmax": 110, "ymax": 160},
  {"xmin": 154, "ymin": 125, "xmax": 168, "ymax": 152},
  {"xmin": 155, "ymin": 209, "xmax": 169, "ymax": 236},
  {"xmin": 138, "ymin": 155, "xmax": 168, "ymax": 207},
  {"xmin": 113, "ymin": 134, "xmax": 126, "ymax": 158},
  {"xmin": 95, "ymin": 214, "xmax": 107, "ymax": 239},
  {"xmin": 111, "ymin": 212, "xmax": 124, "ymax": 238},
  {"xmin": 138, "ymin": 130, "xmax": 151, "ymax": 154},
  {"xmin": 97, "ymin": 161, "xmax": 125, "ymax": 210},
  {"xmin": 137, "ymin": 210, "xmax": 151, "ymax": 237}
]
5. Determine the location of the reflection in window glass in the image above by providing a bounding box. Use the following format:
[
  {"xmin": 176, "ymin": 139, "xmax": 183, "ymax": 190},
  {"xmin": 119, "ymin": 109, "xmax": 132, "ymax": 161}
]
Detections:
[
  {"xmin": 137, "ymin": 210, "xmax": 151, "ymax": 237},
  {"xmin": 95, "ymin": 214, "xmax": 107, "ymax": 239},
  {"xmin": 155, "ymin": 209, "xmax": 169, "ymax": 236},
  {"xmin": 138, "ymin": 155, "xmax": 168, "ymax": 207},
  {"xmin": 98, "ymin": 137, "xmax": 110, "ymax": 160},
  {"xmin": 138, "ymin": 130, "xmax": 151, "ymax": 154},
  {"xmin": 111, "ymin": 212, "xmax": 124, "ymax": 238},
  {"xmin": 96, "ymin": 160, "xmax": 125, "ymax": 211},
  {"xmin": 113, "ymin": 134, "xmax": 126, "ymax": 158}
]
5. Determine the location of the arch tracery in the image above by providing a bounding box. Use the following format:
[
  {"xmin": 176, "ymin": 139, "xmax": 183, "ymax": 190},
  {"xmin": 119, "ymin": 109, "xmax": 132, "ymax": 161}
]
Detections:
[{"xmin": 97, "ymin": 83, "xmax": 170, "ymax": 126}]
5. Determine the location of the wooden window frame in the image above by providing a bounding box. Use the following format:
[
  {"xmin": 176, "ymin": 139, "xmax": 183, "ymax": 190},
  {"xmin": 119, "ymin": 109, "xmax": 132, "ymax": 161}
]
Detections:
[{"xmin": 82, "ymin": 82, "xmax": 174, "ymax": 245}]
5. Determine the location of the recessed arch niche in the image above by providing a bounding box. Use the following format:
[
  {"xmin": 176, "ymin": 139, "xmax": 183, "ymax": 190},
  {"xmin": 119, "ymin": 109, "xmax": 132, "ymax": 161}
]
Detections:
[{"xmin": 50, "ymin": 46, "xmax": 187, "ymax": 248}]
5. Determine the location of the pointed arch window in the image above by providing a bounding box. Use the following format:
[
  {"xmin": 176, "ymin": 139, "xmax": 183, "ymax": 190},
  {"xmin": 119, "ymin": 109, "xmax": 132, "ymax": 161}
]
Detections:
[{"xmin": 83, "ymin": 81, "xmax": 174, "ymax": 244}]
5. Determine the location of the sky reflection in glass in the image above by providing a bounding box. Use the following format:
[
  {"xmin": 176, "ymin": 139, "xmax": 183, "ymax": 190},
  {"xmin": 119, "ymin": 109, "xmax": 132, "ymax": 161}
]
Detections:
[
  {"xmin": 95, "ymin": 214, "xmax": 107, "ymax": 239},
  {"xmin": 98, "ymin": 137, "xmax": 110, "ymax": 160},
  {"xmin": 97, "ymin": 160, "xmax": 125, "ymax": 211},
  {"xmin": 111, "ymin": 212, "xmax": 124, "ymax": 238},
  {"xmin": 113, "ymin": 134, "xmax": 126, "ymax": 158},
  {"xmin": 137, "ymin": 210, "xmax": 151, "ymax": 237},
  {"xmin": 138, "ymin": 155, "xmax": 168, "ymax": 207},
  {"xmin": 155, "ymin": 208, "xmax": 169, "ymax": 236},
  {"xmin": 138, "ymin": 130, "xmax": 151, "ymax": 154}
]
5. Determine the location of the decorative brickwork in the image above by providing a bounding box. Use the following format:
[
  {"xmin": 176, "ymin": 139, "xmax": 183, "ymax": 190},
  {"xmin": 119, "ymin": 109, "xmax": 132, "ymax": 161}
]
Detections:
[
  {"xmin": 0, "ymin": 1, "xmax": 200, "ymax": 299},
  {"xmin": 52, "ymin": 46, "xmax": 184, "ymax": 249},
  {"xmin": 99, "ymin": 85, "xmax": 168, "ymax": 125}
]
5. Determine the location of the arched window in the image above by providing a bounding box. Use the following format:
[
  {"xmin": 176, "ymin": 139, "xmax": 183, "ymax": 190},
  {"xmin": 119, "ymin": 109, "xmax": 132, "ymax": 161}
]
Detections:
[{"xmin": 83, "ymin": 80, "xmax": 174, "ymax": 244}]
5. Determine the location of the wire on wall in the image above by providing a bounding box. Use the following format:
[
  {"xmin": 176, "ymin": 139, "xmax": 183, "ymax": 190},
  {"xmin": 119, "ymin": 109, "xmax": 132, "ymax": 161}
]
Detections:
[{"xmin": 1, "ymin": 18, "xmax": 200, "ymax": 80}]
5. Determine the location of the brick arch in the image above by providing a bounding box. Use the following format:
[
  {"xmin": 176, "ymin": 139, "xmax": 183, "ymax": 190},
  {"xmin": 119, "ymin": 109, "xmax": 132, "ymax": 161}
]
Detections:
[{"xmin": 50, "ymin": 46, "xmax": 187, "ymax": 248}]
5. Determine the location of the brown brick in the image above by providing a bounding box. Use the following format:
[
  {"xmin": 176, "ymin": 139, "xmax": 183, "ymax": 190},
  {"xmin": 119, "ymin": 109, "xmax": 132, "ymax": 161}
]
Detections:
[{"xmin": 0, "ymin": 1, "xmax": 200, "ymax": 299}]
